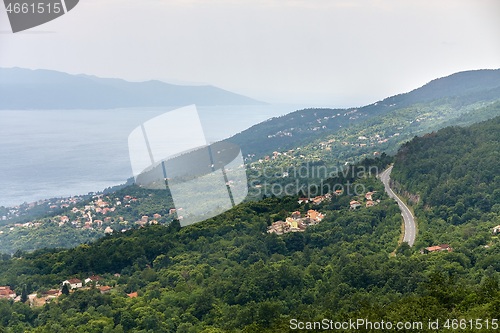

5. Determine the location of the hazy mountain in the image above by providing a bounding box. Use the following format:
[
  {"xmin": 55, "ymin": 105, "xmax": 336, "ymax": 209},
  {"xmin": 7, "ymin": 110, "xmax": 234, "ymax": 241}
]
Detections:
[
  {"xmin": 227, "ymin": 69, "xmax": 500, "ymax": 159},
  {"xmin": 0, "ymin": 67, "xmax": 265, "ymax": 109}
]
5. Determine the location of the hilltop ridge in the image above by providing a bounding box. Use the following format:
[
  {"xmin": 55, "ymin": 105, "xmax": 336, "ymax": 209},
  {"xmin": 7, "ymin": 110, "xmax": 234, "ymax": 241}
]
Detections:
[{"xmin": 0, "ymin": 67, "xmax": 265, "ymax": 109}]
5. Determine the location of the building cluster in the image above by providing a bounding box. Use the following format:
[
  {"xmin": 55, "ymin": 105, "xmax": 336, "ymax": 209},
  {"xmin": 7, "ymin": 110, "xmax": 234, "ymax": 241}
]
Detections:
[
  {"xmin": 350, "ymin": 191, "xmax": 379, "ymax": 209},
  {"xmin": 1, "ymin": 196, "xmax": 84, "ymax": 221},
  {"xmin": 267, "ymin": 210, "xmax": 325, "ymax": 235},
  {"xmin": 297, "ymin": 193, "xmax": 332, "ymax": 205},
  {"xmin": 263, "ymin": 110, "xmax": 359, "ymax": 143},
  {"xmin": 62, "ymin": 275, "xmax": 109, "ymax": 290},
  {"xmin": 256, "ymin": 110, "xmax": 408, "ymax": 164},
  {"xmin": 21, "ymin": 274, "xmax": 140, "ymax": 307},
  {"xmin": 1, "ymin": 193, "xmax": 176, "ymax": 237},
  {"xmin": 25, "ymin": 275, "xmax": 114, "ymax": 307}
]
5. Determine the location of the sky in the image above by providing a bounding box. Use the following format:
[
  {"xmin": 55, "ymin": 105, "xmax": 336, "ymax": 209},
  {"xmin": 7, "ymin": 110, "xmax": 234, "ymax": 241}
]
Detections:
[{"xmin": 1, "ymin": 0, "xmax": 499, "ymax": 106}]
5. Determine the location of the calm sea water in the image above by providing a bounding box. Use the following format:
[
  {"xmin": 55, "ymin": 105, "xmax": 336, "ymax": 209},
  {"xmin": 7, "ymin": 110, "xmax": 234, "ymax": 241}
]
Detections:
[{"xmin": 0, "ymin": 104, "xmax": 306, "ymax": 207}]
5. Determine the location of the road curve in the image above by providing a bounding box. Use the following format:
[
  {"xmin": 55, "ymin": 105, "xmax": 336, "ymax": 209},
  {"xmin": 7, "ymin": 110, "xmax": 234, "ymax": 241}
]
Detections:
[{"xmin": 378, "ymin": 165, "xmax": 416, "ymax": 247}]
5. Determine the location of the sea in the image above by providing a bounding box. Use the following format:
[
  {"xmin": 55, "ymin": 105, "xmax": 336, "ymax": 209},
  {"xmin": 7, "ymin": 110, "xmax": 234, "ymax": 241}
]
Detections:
[{"xmin": 0, "ymin": 104, "xmax": 309, "ymax": 207}]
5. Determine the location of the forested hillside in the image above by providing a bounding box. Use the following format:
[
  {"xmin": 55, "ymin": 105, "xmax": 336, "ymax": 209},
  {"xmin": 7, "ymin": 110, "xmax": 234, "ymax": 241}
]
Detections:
[
  {"xmin": 391, "ymin": 116, "xmax": 500, "ymax": 250},
  {"xmin": 229, "ymin": 69, "xmax": 500, "ymax": 160},
  {"xmin": 1, "ymin": 134, "xmax": 500, "ymax": 332}
]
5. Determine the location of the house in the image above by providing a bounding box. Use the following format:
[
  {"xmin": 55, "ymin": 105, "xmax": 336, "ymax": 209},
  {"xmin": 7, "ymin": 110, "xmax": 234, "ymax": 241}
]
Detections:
[
  {"xmin": 307, "ymin": 210, "xmax": 324, "ymax": 222},
  {"xmin": 43, "ymin": 289, "xmax": 61, "ymax": 299},
  {"xmin": 312, "ymin": 196, "xmax": 324, "ymax": 205},
  {"xmin": 366, "ymin": 200, "xmax": 375, "ymax": 207},
  {"xmin": 104, "ymin": 226, "xmax": 114, "ymax": 234},
  {"xmin": 286, "ymin": 217, "xmax": 299, "ymax": 230},
  {"xmin": 298, "ymin": 198, "xmax": 309, "ymax": 204},
  {"xmin": 334, "ymin": 189, "xmax": 343, "ymax": 195},
  {"xmin": 492, "ymin": 225, "xmax": 500, "ymax": 235},
  {"xmin": 291, "ymin": 211, "xmax": 301, "ymax": 219},
  {"xmin": 365, "ymin": 192, "xmax": 374, "ymax": 201},
  {"xmin": 96, "ymin": 200, "xmax": 109, "ymax": 208},
  {"xmin": 127, "ymin": 292, "xmax": 138, "ymax": 298},
  {"xmin": 421, "ymin": 244, "xmax": 453, "ymax": 254},
  {"xmin": 0, "ymin": 286, "xmax": 16, "ymax": 300},
  {"xmin": 350, "ymin": 200, "xmax": 362, "ymax": 209},
  {"xmin": 268, "ymin": 220, "xmax": 289, "ymax": 235},
  {"xmin": 99, "ymin": 286, "xmax": 112, "ymax": 294},
  {"xmin": 62, "ymin": 278, "xmax": 82, "ymax": 289},
  {"xmin": 136, "ymin": 220, "xmax": 147, "ymax": 227},
  {"xmin": 85, "ymin": 275, "xmax": 102, "ymax": 286}
]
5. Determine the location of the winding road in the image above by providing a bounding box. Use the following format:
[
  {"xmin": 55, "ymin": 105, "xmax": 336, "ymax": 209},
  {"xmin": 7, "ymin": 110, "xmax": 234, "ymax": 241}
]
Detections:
[{"xmin": 379, "ymin": 165, "xmax": 416, "ymax": 247}]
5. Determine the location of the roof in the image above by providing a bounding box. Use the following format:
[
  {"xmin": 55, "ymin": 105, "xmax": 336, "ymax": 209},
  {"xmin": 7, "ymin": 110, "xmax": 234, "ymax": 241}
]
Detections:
[
  {"xmin": 0, "ymin": 287, "xmax": 15, "ymax": 297},
  {"xmin": 88, "ymin": 275, "xmax": 102, "ymax": 281},
  {"xmin": 67, "ymin": 278, "xmax": 81, "ymax": 284},
  {"xmin": 127, "ymin": 292, "xmax": 138, "ymax": 298},
  {"xmin": 425, "ymin": 244, "xmax": 451, "ymax": 252}
]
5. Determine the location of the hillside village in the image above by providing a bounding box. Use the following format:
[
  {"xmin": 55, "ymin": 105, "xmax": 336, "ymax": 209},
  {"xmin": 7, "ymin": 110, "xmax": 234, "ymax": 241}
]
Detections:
[
  {"xmin": 267, "ymin": 189, "xmax": 381, "ymax": 235},
  {"xmin": 267, "ymin": 209, "xmax": 325, "ymax": 235},
  {"xmin": 0, "ymin": 193, "xmax": 176, "ymax": 238},
  {"xmin": 1, "ymin": 274, "xmax": 139, "ymax": 307},
  {"xmin": 1, "ymin": 196, "xmax": 85, "ymax": 223},
  {"xmin": 249, "ymin": 109, "xmax": 407, "ymax": 165}
]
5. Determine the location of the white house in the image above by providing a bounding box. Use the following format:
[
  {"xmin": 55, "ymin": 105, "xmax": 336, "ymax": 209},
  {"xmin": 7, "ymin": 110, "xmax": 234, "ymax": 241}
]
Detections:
[
  {"xmin": 84, "ymin": 275, "xmax": 102, "ymax": 286},
  {"xmin": 62, "ymin": 278, "xmax": 82, "ymax": 289}
]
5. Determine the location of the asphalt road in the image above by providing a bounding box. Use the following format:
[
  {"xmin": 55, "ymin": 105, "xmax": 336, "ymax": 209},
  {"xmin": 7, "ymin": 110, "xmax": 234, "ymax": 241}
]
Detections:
[{"xmin": 379, "ymin": 165, "xmax": 416, "ymax": 247}]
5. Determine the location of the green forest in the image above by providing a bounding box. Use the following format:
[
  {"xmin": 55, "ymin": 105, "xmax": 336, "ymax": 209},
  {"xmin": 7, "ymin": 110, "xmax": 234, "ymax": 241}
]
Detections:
[
  {"xmin": 391, "ymin": 116, "xmax": 500, "ymax": 249},
  {"xmin": 0, "ymin": 117, "xmax": 500, "ymax": 332}
]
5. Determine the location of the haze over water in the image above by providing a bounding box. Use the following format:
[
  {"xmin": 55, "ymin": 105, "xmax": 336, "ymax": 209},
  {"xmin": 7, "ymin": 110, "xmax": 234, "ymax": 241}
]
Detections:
[{"xmin": 0, "ymin": 105, "xmax": 305, "ymax": 207}]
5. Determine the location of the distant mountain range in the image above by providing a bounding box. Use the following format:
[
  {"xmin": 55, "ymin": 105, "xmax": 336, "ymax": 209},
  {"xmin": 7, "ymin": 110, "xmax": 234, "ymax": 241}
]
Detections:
[{"xmin": 0, "ymin": 68, "xmax": 265, "ymax": 109}]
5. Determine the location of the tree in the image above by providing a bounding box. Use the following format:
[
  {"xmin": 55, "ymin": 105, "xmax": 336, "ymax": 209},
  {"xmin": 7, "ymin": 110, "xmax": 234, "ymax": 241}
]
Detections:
[
  {"xmin": 61, "ymin": 283, "xmax": 70, "ymax": 296},
  {"xmin": 20, "ymin": 285, "xmax": 28, "ymax": 303}
]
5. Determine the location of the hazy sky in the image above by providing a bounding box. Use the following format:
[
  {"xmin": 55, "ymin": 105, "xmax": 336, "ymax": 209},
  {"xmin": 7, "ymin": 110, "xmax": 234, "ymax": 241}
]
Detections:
[{"xmin": 1, "ymin": 0, "xmax": 499, "ymax": 106}]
